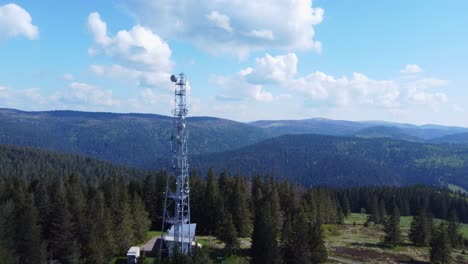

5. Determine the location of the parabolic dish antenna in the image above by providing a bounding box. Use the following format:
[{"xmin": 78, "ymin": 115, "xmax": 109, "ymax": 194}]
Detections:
[{"xmin": 170, "ymin": 75, "xmax": 177, "ymax": 82}]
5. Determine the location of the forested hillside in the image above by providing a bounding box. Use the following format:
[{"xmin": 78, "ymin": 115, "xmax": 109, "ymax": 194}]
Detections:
[
  {"xmin": 0, "ymin": 108, "xmax": 269, "ymax": 168},
  {"xmin": 189, "ymin": 134, "xmax": 468, "ymax": 189},
  {"xmin": 352, "ymin": 125, "xmax": 422, "ymax": 142},
  {"xmin": 0, "ymin": 145, "xmax": 149, "ymax": 182},
  {"xmin": 430, "ymin": 132, "xmax": 468, "ymax": 144},
  {"xmin": 2, "ymin": 109, "xmax": 468, "ymax": 173},
  {"xmin": 251, "ymin": 118, "xmax": 468, "ymax": 139},
  {"xmin": 2, "ymin": 145, "xmax": 468, "ymax": 263},
  {"xmin": 250, "ymin": 118, "xmax": 371, "ymax": 136}
]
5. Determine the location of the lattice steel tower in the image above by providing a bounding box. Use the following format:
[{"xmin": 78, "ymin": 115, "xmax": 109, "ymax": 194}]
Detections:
[{"xmin": 160, "ymin": 73, "xmax": 195, "ymax": 256}]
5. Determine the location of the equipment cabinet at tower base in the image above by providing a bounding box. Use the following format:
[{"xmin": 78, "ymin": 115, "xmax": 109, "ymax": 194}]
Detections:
[{"xmin": 159, "ymin": 223, "xmax": 197, "ymax": 257}]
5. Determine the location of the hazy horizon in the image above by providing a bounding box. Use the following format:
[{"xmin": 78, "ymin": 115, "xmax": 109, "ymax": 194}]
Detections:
[{"xmin": 3, "ymin": 107, "xmax": 468, "ymax": 129}]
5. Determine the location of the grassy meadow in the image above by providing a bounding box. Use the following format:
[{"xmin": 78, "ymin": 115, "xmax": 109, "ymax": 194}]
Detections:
[{"xmin": 111, "ymin": 214, "xmax": 468, "ymax": 263}]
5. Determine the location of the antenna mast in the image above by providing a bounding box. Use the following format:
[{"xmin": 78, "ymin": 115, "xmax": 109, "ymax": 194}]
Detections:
[{"xmin": 160, "ymin": 73, "xmax": 194, "ymax": 256}]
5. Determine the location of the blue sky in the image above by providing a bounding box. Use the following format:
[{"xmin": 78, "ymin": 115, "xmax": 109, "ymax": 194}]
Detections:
[{"xmin": 0, "ymin": 0, "xmax": 467, "ymax": 126}]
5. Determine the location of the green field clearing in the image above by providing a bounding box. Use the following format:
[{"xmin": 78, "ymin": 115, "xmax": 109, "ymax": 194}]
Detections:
[
  {"xmin": 344, "ymin": 213, "xmax": 368, "ymax": 225},
  {"xmin": 327, "ymin": 219, "xmax": 468, "ymax": 263},
  {"xmin": 111, "ymin": 222, "xmax": 468, "ymax": 263},
  {"xmin": 345, "ymin": 213, "xmax": 468, "ymax": 239}
]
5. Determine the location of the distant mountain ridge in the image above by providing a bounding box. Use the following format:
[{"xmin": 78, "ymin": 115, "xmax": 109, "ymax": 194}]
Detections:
[
  {"xmin": 251, "ymin": 118, "xmax": 468, "ymax": 140},
  {"xmin": 352, "ymin": 126, "xmax": 423, "ymax": 142},
  {"xmin": 429, "ymin": 132, "xmax": 468, "ymax": 144},
  {"xmin": 1, "ymin": 108, "xmax": 468, "ymax": 170},
  {"xmin": 0, "ymin": 108, "xmax": 270, "ymax": 168},
  {"xmin": 188, "ymin": 134, "xmax": 468, "ymax": 189},
  {"xmin": 250, "ymin": 118, "xmax": 370, "ymax": 136}
]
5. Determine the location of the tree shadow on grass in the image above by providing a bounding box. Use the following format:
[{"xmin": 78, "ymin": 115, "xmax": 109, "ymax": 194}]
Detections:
[
  {"xmin": 209, "ymin": 247, "xmax": 250, "ymax": 263},
  {"xmin": 350, "ymin": 241, "xmax": 414, "ymax": 249},
  {"xmin": 398, "ymin": 260, "xmax": 429, "ymax": 264},
  {"xmin": 350, "ymin": 242, "xmax": 394, "ymax": 249}
]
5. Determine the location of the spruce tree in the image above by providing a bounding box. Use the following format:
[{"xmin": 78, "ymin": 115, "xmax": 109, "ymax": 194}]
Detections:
[
  {"xmin": 308, "ymin": 221, "xmax": 328, "ymax": 263},
  {"xmin": 167, "ymin": 243, "xmax": 191, "ymax": 264},
  {"xmin": 112, "ymin": 188, "xmax": 135, "ymax": 254},
  {"xmin": 31, "ymin": 180, "xmax": 52, "ymax": 242},
  {"xmin": 283, "ymin": 211, "xmax": 327, "ymax": 264},
  {"xmin": 131, "ymin": 194, "xmax": 151, "ymax": 242},
  {"xmin": 366, "ymin": 196, "xmax": 380, "ymax": 225},
  {"xmin": 65, "ymin": 175, "xmax": 86, "ymax": 257},
  {"xmin": 383, "ymin": 206, "xmax": 402, "ymax": 245},
  {"xmin": 217, "ymin": 210, "xmax": 239, "ymax": 254},
  {"xmin": 447, "ymin": 210, "xmax": 462, "ymax": 248},
  {"xmin": 49, "ymin": 188, "xmax": 81, "ymax": 264},
  {"xmin": 202, "ymin": 169, "xmax": 224, "ymax": 235},
  {"xmin": 14, "ymin": 192, "xmax": 45, "ymax": 264},
  {"xmin": 229, "ymin": 176, "xmax": 253, "ymax": 237},
  {"xmin": 409, "ymin": 209, "xmax": 432, "ymax": 246},
  {"xmin": 191, "ymin": 247, "xmax": 212, "ymax": 264},
  {"xmin": 378, "ymin": 200, "xmax": 387, "ymax": 224},
  {"xmin": 86, "ymin": 189, "xmax": 116, "ymax": 264},
  {"xmin": 430, "ymin": 223, "xmax": 452, "ymax": 264},
  {"xmin": 265, "ymin": 177, "xmax": 284, "ymax": 234},
  {"xmin": 0, "ymin": 199, "xmax": 16, "ymax": 264},
  {"xmin": 251, "ymin": 176, "xmax": 280, "ymax": 264},
  {"xmin": 341, "ymin": 194, "xmax": 351, "ymax": 218}
]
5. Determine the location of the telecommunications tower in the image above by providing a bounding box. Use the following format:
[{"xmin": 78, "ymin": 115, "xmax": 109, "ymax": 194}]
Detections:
[{"xmin": 160, "ymin": 73, "xmax": 196, "ymax": 257}]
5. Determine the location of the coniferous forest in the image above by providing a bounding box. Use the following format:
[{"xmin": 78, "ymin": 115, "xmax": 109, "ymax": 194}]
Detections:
[{"xmin": 2, "ymin": 145, "xmax": 468, "ymax": 263}]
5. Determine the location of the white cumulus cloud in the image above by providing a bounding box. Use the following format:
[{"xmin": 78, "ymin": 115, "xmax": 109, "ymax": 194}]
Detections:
[
  {"xmin": 213, "ymin": 69, "xmax": 275, "ymax": 102},
  {"xmin": 65, "ymin": 82, "xmax": 120, "ymax": 107},
  {"xmin": 400, "ymin": 64, "xmax": 423, "ymax": 74},
  {"xmin": 247, "ymin": 29, "xmax": 274, "ymax": 40},
  {"xmin": 0, "ymin": 85, "xmax": 47, "ymax": 108},
  {"xmin": 216, "ymin": 53, "xmax": 449, "ymax": 111},
  {"xmin": 246, "ymin": 53, "xmax": 298, "ymax": 84},
  {"xmin": 0, "ymin": 3, "xmax": 39, "ymax": 41},
  {"xmin": 118, "ymin": 0, "xmax": 324, "ymax": 58},
  {"xmin": 87, "ymin": 12, "xmax": 173, "ymax": 89},
  {"xmin": 206, "ymin": 11, "xmax": 233, "ymax": 32}
]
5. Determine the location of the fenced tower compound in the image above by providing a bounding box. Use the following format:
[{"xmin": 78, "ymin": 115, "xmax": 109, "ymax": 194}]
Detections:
[{"xmin": 160, "ymin": 73, "xmax": 196, "ymax": 257}]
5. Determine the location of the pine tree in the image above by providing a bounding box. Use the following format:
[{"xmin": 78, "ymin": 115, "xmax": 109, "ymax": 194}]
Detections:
[
  {"xmin": 430, "ymin": 223, "xmax": 452, "ymax": 264},
  {"xmin": 65, "ymin": 174, "xmax": 86, "ymax": 257},
  {"xmin": 378, "ymin": 200, "xmax": 387, "ymax": 224},
  {"xmin": 265, "ymin": 177, "xmax": 284, "ymax": 234},
  {"xmin": 283, "ymin": 211, "xmax": 327, "ymax": 264},
  {"xmin": 191, "ymin": 247, "xmax": 212, "ymax": 264},
  {"xmin": 112, "ymin": 187, "xmax": 135, "ymax": 254},
  {"xmin": 251, "ymin": 176, "xmax": 281, "ymax": 264},
  {"xmin": 229, "ymin": 176, "xmax": 253, "ymax": 237},
  {"xmin": 167, "ymin": 243, "xmax": 191, "ymax": 264},
  {"xmin": 131, "ymin": 194, "xmax": 151, "ymax": 242},
  {"xmin": 142, "ymin": 172, "xmax": 167, "ymax": 229},
  {"xmin": 30, "ymin": 180, "xmax": 52, "ymax": 242},
  {"xmin": 447, "ymin": 210, "xmax": 462, "ymax": 248},
  {"xmin": 85, "ymin": 189, "xmax": 116, "ymax": 264},
  {"xmin": 49, "ymin": 188, "xmax": 81, "ymax": 264},
  {"xmin": 217, "ymin": 210, "xmax": 239, "ymax": 254},
  {"xmin": 409, "ymin": 209, "xmax": 432, "ymax": 246},
  {"xmin": 366, "ymin": 196, "xmax": 380, "ymax": 225},
  {"xmin": 0, "ymin": 199, "xmax": 16, "ymax": 264},
  {"xmin": 383, "ymin": 206, "xmax": 402, "ymax": 245},
  {"xmin": 341, "ymin": 194, "xmax": 351, "ymax": 218},
  {"xmin": 336, "ymin": 207, "xmax": 345, "ymax": 225},
  {"xmin": 202, "ymin": 168, "xmax": 224, "ymax": 235},
  {"xmin": 308, "ymin": 221, "xmax": 328, "ymax": 263},
  {"xmin": 14, "ymin": 191, "xmax": 45, "ymax": 264}
]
